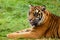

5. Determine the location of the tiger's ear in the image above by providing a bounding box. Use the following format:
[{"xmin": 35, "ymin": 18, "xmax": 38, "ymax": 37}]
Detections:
[
  {"xmin": 29, "ymin": 5, "xmax": 33, "ymax": 11},
  {"xmin": 41, "ymin": 5, "xmax": 46, "ymax": 11},
  {"xmin": 29, "ymin": 5, "xmax": 33, "ymax": 8}
]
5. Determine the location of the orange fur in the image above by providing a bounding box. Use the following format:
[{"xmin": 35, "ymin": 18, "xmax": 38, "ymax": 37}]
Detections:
[{"xmin": 7, "ymin": 5, "xmax": 60, "ymax": 39}]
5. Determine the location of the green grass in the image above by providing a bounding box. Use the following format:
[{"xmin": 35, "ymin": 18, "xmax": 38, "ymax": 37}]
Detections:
[{"xmin": 0, "ymin": 0, "xmax": 60, "ymax": 40}]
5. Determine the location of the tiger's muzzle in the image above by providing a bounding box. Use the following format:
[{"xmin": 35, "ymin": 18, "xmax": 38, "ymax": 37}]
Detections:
[{"xmin": 29, "ymin": 17, "xmax": 41, "ymax": 26}]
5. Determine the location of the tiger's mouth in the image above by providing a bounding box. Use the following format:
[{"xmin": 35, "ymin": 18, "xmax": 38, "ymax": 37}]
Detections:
[
  {"xmin": 30, "ymin": 20, "xmax": 38, "ymax": 26},
  {"xmin": 29, "ymin": 17, "xmax": 42, "ymax": 27}
]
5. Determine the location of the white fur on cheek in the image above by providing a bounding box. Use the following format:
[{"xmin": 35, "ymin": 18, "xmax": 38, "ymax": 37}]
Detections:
[{"xmin": 38, "ymin": 14, "xmax": 45, "ymax": 25}]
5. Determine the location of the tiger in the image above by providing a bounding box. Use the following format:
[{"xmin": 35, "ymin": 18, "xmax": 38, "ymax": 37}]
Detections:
[{"xmin": 7, "ymin": 5, "xmax": 60, "ymax": 39}]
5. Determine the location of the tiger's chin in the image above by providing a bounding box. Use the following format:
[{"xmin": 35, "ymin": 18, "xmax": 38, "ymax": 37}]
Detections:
[
  {"xmin": 30, "ymin": 22, "xmax": 41, "ymax": 27},
  {"xmin": 30, "ymin": 23, "xmax": 37, "ymax": 27}
]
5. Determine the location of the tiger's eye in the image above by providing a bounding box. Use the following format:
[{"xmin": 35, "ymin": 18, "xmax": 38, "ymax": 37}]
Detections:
[
  {"xmin": 39, "ymin": 14, "xmax": 40, "ymax": 15},
  {"xmin": 34, "ymin": 12, "xmax": 38, "ymax": 17},
  {"xmin": 39, "ymin": 12, "xmax": 42, "ymax": 16}
]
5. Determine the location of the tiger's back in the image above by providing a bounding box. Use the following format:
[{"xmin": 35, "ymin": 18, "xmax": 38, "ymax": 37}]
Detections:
[{"xmin": 43, "ymin": 13, "xmax": 60, "ymax": 38}]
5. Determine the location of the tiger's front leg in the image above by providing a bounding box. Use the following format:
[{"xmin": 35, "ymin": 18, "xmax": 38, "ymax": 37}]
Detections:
[{"xmin": 7, "ymin": 28, "xmax": 39, "ymax": 39}]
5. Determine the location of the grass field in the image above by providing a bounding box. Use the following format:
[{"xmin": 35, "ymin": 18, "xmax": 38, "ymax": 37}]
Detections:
[{"xmin": 0, "ymin": 0, "xmax": 60, "ymax": 40}]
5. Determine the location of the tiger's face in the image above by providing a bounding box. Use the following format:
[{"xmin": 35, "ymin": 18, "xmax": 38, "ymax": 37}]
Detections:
[{"xmin": 28, "ymin": 5, "xmax": 47, "ymax": 27}]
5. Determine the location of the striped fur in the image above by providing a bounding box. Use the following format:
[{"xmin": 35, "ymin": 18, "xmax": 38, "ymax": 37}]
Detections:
[{"xmin": 7, "ymin": 5, "xmax": 60, "ymax": 39}]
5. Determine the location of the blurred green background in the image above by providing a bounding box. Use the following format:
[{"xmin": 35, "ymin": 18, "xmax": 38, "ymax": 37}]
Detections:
[{"xmin": 0, "ymin": 0, "xmax": 60, "ymax": 40}]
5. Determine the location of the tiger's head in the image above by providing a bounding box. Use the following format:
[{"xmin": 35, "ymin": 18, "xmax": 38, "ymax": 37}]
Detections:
[{"xmin": 28, "ymin": 5, "xmax": 49, "ymax": 27}]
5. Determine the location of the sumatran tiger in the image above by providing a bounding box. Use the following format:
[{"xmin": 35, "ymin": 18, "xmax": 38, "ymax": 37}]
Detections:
[{"xmin": 7, "ymin": 5, "xmax": 60, "ymax": 39}]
